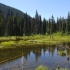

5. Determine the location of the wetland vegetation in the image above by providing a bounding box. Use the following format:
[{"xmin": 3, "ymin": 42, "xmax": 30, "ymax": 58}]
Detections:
[{"xmin": 0, "ymin": 32, "xmax": 70, "ymax": 48}]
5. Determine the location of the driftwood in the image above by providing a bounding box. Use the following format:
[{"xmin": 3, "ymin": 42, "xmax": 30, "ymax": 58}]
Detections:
[{"xmin": 56, "ymin": 44, "xmax": 70, "ymax": 49}]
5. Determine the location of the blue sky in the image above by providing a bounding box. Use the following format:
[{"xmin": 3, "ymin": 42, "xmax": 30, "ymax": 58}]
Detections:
[{"xmin": 0, "ymin": 0, "xmax": 70, "ymax": 20}]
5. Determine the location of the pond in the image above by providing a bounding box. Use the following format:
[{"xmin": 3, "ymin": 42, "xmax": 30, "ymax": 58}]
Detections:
[{"xmin": 0, "ymin": 44, "xmax": 70, "ymax": 70}]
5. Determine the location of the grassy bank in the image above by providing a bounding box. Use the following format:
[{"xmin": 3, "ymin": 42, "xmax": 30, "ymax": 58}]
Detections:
[{"xmin": 0, "ymin": 32, "xmax": 70, "ymax": 48}]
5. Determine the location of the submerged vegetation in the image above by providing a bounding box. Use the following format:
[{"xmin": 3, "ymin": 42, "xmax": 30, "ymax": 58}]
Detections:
[
  {"xmin": 57, "ymin": 51, "xmax": 66, "ymax": 56},
  {"xmin": 35, "ymin": 65, "xmax": 47, "ymax": 70},
  {"xmin": 35, "ymin": 65, "xmax": 68, "ymax": 70}
]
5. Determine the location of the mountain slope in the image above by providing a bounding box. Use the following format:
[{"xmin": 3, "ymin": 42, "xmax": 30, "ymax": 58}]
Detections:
[{"xmin": 0, "ymin": 3, "xmax": 25, "ymax": 17}]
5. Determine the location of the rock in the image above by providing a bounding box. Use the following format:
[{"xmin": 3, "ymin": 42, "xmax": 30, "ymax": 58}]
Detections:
[{"xmin": 67, "ymin": 56, "xmax": 69, "ymax": 61}]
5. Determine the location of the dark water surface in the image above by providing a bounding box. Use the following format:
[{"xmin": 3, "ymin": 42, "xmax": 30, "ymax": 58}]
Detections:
[{"xmin": 0, "ymin": 45, "xmax": 70, "ymax": 70}]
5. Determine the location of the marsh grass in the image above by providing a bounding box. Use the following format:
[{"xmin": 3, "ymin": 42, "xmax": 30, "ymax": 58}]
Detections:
[
  {"xmin": 0, "ymin": 32, "xmax": 70, "ymax": 48},
  {"xmin": 0, "ymin": 41, "xmax": 16, "ymax": 47}
]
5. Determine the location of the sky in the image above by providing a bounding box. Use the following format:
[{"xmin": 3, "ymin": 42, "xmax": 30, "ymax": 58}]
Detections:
[{"xmin": 0, "ymin": 0, "xmax": 70, "ymax": 20}]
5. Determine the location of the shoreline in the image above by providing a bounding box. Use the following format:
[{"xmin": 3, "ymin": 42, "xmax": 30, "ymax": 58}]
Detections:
[{"xmin": 0, "ymin": 35, "xmax": 70, "ymax": 48}]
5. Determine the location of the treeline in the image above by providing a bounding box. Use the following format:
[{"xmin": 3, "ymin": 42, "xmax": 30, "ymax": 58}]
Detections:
[{"xmin": 0, "ymin": 9, "xmax": 70, "ymax": 36}]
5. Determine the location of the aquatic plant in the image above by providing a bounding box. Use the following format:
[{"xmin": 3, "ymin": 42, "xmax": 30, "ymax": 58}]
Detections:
[
  {"xmin": 35, "ymin": 65, "xmax": 69, "ymax": 70},
  {"xmin": 35, "ymin": 65, "xmax": 47, "ymax": 70},
  {"xmin": 56, "ymin": 68, "xmax": 68, "ymax": 70},
  {"xmin": 58, "ymin": 51, "xmax": 66, "ymax": 56}
]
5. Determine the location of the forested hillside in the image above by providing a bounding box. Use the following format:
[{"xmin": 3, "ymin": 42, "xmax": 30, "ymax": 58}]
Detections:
[
  {"xmin": 0, "ymin": 3, "xmax": 25, "ymax": 17},
  {"xmin": 0, "ymin": 3, "xmax": 70, "ymax": 36}
]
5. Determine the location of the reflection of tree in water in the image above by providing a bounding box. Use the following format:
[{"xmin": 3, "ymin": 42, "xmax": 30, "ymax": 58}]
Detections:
[
  {"xmin": 42, "ymin": 46, "xmax": 47, "ymax": 55},
  {"xmin": 48, "ymin": 45, "xmax": 56, "ymax": 57},
  {"xmin": 1, "ymin": 45, "xmax": 70, "ymax": 70},
  {"xmin": 67, "ymin": 49, "xmax": 70, "ymax": 56},
  {"xmin": 0, "ymin": 45, "xmax": 56, "ymax": 63},
  {"xmin": 32, "ymin": 46, "xmax": 42, "ymax": 62}
]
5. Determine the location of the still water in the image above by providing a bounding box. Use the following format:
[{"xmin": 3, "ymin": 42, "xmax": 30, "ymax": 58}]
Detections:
[{"xmin": 0, "ymin": 45, "xmax": 70, "ymax": 70}]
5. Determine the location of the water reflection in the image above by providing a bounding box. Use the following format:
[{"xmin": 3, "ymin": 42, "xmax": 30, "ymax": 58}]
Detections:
[{"xmin": 0, "ymin": 44, "xmax": 70, "ymax": 70}]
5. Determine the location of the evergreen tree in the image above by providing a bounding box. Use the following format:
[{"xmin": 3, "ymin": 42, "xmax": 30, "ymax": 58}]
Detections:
[
  {"xmin": 42, "ymin": 18, "xmax": 47, "ymax": 35},
  {"xmin": 0, "ymin": 11, "xmax": 5, "ymax": 36},
  {"xmin": 1, "ymin": 8, "xmax": 70, "ymax": 36},
  {"xmin": 31, "ymin": 17, "xmax": 35, "ymax": 34},
  {"xmin": 35, "ymin": 10, "xmax": 39, "ymax": 34},
  {"xmin": 20, "ymin": 18, "xmax": 24, "ymax": 36},
  {"xmin": 28, "ymin": 16, "xmax": 31, "ymax": 35},
  {"xmin": 38, "ymin": 15, "xmax": 42, "ymax": 34},
  {"xmin": 51, "ymin": 15, "xmax": 55, "ymax": 33},
  {"xmin": 59, "ymin": 17, "xmax": 62, "ymax": 32},
  {"xmin": 57, "ymin": 17, "xmax": 59, "ymax": 31},
  {"xmin": 24, "ymin": 13, "xmax": 28, "ymax": 35},
  {"xmin": 6, "ymin": 16, "xmax": 13, "ymax": 36},
  {"xmin": 62, "ymin": 17, "xmax": 66, "ymax": 34},
  {"xmin": 67, "ymin": 12, "xmax": 70, "ymax": 34}
]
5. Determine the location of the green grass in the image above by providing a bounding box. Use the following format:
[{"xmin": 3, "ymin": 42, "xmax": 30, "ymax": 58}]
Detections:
[{"xmin": 0, "ymin": 32, "xmax": 70, "ymax": 48}]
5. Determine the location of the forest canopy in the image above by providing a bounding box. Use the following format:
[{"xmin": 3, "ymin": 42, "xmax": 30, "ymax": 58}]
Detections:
[{"xmin": 0, "ymin": 3, "xmax": 70, "ymax": 36}]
